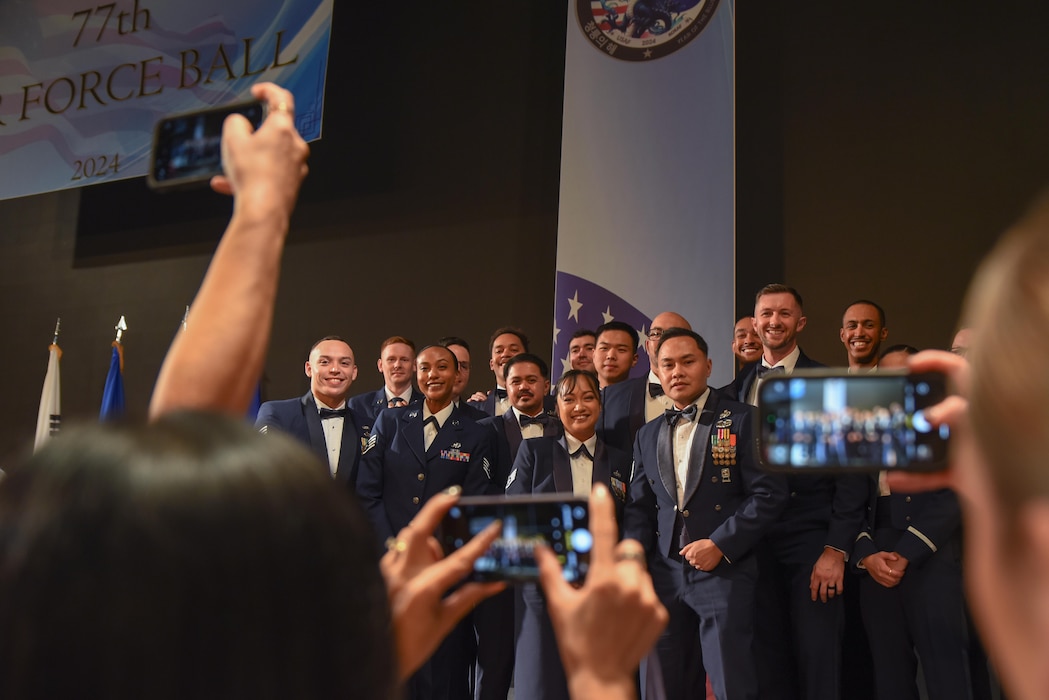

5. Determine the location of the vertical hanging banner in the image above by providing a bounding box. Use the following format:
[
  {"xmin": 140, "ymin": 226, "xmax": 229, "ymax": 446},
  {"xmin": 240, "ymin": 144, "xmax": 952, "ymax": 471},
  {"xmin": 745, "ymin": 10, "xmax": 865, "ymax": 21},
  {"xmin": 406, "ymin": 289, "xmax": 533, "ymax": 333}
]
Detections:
[
  {"xmin": 0, "ymin": 0, "xmax": 333, "ymax": 201},
  {"xmin": 553, "ymin": 0, "xmax": 735, "ymax": 386}
]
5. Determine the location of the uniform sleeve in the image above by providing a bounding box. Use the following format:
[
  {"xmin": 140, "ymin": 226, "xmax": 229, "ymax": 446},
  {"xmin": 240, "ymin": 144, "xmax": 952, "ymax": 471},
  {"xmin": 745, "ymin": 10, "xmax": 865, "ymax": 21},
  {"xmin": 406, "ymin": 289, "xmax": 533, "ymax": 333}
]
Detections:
[
  {"xmin": 505, "ymin": 440, "xmax": 538, "ymax": 496},
  {"xmin": 826, "ymin": 473, "xmax": 871, "ymax": 559},
  {"xmin": 462, "ymin": 429, "xmax": 495, "ymax": 496},
  {"xmin": 254, "ymin": 402, "xmax": 284, "ymax": 433},
  {"xmin": 894, "ymin": 488, "xmax": 961, "ymax": 567},
  {"xmin": 623, "ymin": 432, "xmax": 657, "ymax": 550},
  {"xmin": 355, "ymin": 411, "xmax": 393, "ymax": 544}
]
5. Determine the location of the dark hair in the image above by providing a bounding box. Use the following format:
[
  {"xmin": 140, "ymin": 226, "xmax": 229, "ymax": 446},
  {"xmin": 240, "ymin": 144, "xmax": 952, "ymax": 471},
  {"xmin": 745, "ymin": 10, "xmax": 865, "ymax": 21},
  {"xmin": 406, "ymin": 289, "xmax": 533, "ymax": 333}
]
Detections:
[
  {"xmin": 570, "ymin": 329, "xmax": 596, "ymax": 342},
  {"xmin": 595, "ymin": 321, "xmax": 639, "ymax": 350},
  {"xmin": 879, "ymin": 343, "xmax": 919, "ymax": 358},
  {"xmin": 488, "ymin": 327, "xmax": 529, "ymax": 354},
  {"xmin": 734, "ymin": 314, "xmax": 754, "ymax": 324},
  {"xmin": 755, "ymin": 283, "xmax": 804, "ymax": 310},
  {"xmin": 0, "ymin": 412, "xmax": 395, "ymax": 700},
  {"xmin": 309, "ymin": 335, "xmax": 352, "ymax": 356},
  {"xmin": 438, "ymin": 336, "xmax": 470, "ymax": 353},
  {"xmin": 503, "ymin": 352, "xmax": 550, "ymax": 380},
  {"xmin": 417, "ymin": 344, "xmax": 459, "ymax": 371},
  {"xmin": 656, "ymin": 327, "xmax": 709, "ymax": 358},
  {"xmin": 842, "ymin": 299, "xmax": 887, "ymax": 326},
  {"xmin": 555, "ymin": 370, "xmax": 601, "ymax": 404},
  {"xmin": 380, "ymin": 335, "xmax": 415, "ymax": 354}
]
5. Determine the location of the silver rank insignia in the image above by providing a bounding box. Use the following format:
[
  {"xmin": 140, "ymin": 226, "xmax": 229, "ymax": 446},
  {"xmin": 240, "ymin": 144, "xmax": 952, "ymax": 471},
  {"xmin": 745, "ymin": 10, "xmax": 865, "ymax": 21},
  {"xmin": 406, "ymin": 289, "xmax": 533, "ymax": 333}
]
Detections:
[
  {"xmin": 362, "ymin": 434, "xmax": 377, "ymax": 454},
  {"xmin": 258, "ymin": 425, "xmax": 268, "ymax": 434},
  {"xmin": 506, "ymin": 468, "xmax": 517, "ymax": 489},
  {"xmin": 483, "ymin": 457, "xmax": 492, "ymax": 480}
]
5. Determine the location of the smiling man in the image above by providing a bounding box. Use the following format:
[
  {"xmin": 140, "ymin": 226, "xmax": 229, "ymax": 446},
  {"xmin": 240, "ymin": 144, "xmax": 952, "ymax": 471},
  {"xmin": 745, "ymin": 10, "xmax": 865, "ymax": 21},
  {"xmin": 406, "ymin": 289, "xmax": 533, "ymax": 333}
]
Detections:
[
  {"xmin": 355, "ymin": 343, "xmax": 494, "ymax": 700},
  {"xmin": 468, "ymin": 327, "xmax": 529, "ymax": 416},
  {"xmin": 839, "ymin": 300, "xmax": 888, "ymax": 372},
  {"xmin": 256, "ymin": 335, "xmax": 366, "ymax": 486},
  {"xmin": 732, "ymin": 315, "xmax": 762, "ymax": 372},
  {"xmin": 594, "ymin": 320, "xmax": 639, "ymax": 389},
  {"xmin": 348, "ymin": 336, "xmax": 424, "ymax": 426}
]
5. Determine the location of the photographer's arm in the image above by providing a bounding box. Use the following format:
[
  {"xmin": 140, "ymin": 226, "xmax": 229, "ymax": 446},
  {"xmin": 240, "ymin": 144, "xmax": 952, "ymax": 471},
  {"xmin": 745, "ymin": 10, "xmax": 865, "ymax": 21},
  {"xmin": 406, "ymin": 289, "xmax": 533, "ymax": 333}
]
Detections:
[{"xmin": 149, "ymin": 83, "xmax": 309, "ymax": 419}]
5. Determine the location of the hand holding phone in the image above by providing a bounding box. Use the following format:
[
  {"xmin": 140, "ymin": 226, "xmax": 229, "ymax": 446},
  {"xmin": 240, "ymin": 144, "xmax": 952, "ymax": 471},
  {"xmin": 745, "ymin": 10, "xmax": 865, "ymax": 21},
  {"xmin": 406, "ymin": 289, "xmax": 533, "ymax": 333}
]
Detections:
[
  {"xmin": 439, "ymin": 494, "xmax": 593, "ymax": 583},
  {"xmin": 758, "ymin": 370, "xmax": 951, "ymax": 473},
  {"xmin": 148, "ymin": 99, "xmax": 267, "ymax": 190}
]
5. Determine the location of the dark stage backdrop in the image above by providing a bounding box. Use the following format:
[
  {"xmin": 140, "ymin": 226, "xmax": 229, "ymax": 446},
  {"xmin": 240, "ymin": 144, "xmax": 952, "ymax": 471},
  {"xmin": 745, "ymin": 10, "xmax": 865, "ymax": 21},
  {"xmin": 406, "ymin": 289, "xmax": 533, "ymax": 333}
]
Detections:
[{"xmin": 2, "ymin": 2, "xmax": 1048, "ymax": 464}]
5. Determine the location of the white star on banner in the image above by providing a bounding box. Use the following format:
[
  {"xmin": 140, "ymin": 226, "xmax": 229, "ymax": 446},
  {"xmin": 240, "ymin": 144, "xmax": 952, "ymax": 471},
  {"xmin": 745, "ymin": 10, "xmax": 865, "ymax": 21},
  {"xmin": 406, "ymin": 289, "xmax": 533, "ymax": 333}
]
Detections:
[
  {"xmin": 561, "ymin": 352, "xmax": 572, "ymax": 375},
  {"xmin": 602, "ymin": 306, "xmax": 614, "ymax": 324},
  {"xmin": 553, "ymin": 322, "xmax": 561, "ymax": 344},
  {"xmin": 567, "ymin": 290, "xmax": 583, "ymax": 322},
  {"xmin": 637, "ymin": 325, "xmax": 648, "ymax": 350}
]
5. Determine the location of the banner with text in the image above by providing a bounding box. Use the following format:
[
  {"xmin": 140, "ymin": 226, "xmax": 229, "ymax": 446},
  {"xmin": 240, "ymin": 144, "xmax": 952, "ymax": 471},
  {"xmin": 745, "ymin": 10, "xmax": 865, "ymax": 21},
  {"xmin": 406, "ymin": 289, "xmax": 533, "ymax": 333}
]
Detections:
[
  {"xmin": 0, "ymin": 0, "xmax": 332, "ymax": 201},
  {"xmin": 554, "ymin": 0, "xmax": 735, "ymax": 386}
]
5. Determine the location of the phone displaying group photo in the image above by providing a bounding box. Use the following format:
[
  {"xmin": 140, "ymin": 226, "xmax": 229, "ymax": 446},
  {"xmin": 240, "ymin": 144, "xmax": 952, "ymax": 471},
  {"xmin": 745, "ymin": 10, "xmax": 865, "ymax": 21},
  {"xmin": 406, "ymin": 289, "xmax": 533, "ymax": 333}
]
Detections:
[
  {"xmin": 147, "ymin": 99, "xmax": 267, "ymax": 190},
  {"xmin": 439, "ymin": 495, "xmax": 592, "ymax": 583},
  {"xmin": 758, "ymin": 371, "xmax": 951, "ymax": 473}
]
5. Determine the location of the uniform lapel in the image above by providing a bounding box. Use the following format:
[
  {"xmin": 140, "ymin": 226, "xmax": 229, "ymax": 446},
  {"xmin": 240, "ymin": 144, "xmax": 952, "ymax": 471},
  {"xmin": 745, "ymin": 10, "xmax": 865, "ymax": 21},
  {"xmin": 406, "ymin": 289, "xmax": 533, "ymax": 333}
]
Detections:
[
  {"xmin": 302, "ymin": 394, "xmax": 330, "ymax": 465},
  {"xmin": 403, "ymin": 407, "xmax": 427, "ymax": 466},
  {"xmin": 592, "ymin": 440, "xmax": 612, "ymax": 487},
  {"xmin": 334, "ymin": 412, "xmax": 360, "ymax": 483},
  {"xmin": 681, "ymin": 393, "xmax": 716, "ymax": 505},
  {"xmin": 552, "ymin": 438, "xmax": 573, "ymax": 493},
  {"xmin": 655, "ymin": 419, "xmax": 677, "ymax": 503},
  {"xmin": 503, "ymin": 411, "xmax": 524, "ymax": 459}
]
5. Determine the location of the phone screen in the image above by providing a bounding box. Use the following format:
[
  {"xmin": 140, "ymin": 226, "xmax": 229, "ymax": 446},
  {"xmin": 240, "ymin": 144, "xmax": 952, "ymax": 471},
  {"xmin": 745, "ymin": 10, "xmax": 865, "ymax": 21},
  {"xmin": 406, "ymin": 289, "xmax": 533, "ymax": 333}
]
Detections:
[
  {"xmin": 758, "ymin": 372, "xmax": 950, "ymax": 472},
  {"xmin": 439, "ymin": 496, "xmax": 592, "ymax": 583},
  {"xmin": 148, "ymin": 100, "xmax": 266, "ymax": 190}
]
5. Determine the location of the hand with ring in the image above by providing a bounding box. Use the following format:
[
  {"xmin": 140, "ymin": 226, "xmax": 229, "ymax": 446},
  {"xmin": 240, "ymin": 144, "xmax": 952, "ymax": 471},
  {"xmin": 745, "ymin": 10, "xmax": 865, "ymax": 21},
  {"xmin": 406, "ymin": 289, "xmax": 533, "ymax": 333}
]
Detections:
[{"xmin": 380, "ymin": 486, "xmax": 505, "ymax": 680}]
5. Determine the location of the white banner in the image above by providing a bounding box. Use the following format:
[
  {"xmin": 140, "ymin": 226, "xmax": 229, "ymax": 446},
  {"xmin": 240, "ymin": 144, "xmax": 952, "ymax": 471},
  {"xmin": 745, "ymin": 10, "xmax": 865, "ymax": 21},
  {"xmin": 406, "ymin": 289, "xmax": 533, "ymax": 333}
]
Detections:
[{"xmin": 554, "ymin": 0, "xmax": 735, "ymax": 386}]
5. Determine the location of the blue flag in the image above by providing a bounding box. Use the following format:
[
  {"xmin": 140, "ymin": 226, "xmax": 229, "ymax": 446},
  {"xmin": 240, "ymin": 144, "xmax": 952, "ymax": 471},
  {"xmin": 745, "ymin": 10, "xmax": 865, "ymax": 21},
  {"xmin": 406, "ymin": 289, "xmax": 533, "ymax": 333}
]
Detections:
[{"xmin": 100, "ymin": 342, "xmax": 125, "ymax": 420}]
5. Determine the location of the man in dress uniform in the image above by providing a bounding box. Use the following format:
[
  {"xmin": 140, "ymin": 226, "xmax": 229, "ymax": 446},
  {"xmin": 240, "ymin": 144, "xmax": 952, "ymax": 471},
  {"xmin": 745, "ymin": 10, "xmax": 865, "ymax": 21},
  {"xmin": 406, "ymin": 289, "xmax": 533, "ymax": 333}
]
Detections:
[
  {"xmin": 593, "ymin": 320, "xmax": 639, "ymax": 389},
  {"xmin": 720, "ymin": 284, "xmax": 869, "ymax": 700},
  {"xmin": 439, "ymin": 336, "xmax": 489, "ymax": 422},
  {"xmin": 255, "ymin": 335, "xmax": 365, "ymax": 487},
  {"xmin": 348, "ymin": 335, "xmax": 423, "ymax": 426},
  {"xmin": 625, "ymin": 327, "xmax": 788, "ymax": 699}
]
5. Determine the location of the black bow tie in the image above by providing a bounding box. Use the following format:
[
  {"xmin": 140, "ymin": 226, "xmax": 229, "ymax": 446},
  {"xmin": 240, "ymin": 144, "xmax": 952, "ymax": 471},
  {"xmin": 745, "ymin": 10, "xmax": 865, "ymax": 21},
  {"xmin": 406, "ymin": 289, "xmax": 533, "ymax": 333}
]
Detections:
[
  {"xmin": 319, "ymin": 407, "xmax": 347, "ymax": 420},
  {"xmin": 664, "ymin": 404, "xmax": 698, "ymax": 426},
  {"xmin": 756, "ymin": 365, "xmax": 785, "ymax": 380},
  {"xmin": 495, "ymin": 387, "xmax": 508, "ymax": 400},
  {"xmin": 570, "ymin": 444, "xmax": 593, "ymax": 461},
  {"xmin": 519, "ymin": 413, "xmax": 548, "ymax": 427},
  {"xmin": 649, "ymin": 382, "xmax": 665, "ymax": 398}
]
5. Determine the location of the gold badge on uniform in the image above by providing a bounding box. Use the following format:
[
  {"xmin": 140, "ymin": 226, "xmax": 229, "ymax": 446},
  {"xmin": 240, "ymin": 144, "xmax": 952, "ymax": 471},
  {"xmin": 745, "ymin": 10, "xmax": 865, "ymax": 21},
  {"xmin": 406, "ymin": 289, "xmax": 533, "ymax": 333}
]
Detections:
[{"xmin": 721, "ymin": 468, "xmax": 732, "ymax": 483}]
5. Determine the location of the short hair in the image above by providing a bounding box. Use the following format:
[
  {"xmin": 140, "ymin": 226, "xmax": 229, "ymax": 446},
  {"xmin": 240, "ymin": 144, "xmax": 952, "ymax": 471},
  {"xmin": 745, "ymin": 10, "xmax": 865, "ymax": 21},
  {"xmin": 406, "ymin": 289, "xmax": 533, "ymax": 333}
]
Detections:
[
  {"xmin": 656, "ymin": 327, "xmax": 709, "ymax": 358},
  {"xmin": 0, "ymin": 412, "xmax": 395, "ymax": 699},
  {"xmin": 488, "ymin": 327, "xmax": 529, "ymax": 354},
  {"xmin": 595, "ymin": 321, "xmax": 639, "ymax": 350},
  {"xmin": 438, "ymin": 336, "xmax": 470, "ymax": 353},
  {"xmin": 755, "ymin": 283, "xmax": 804, "ymax": 310},
  {"xmin": 734, "ymin": 314, "xmax": 754, "ymax": 324},
  {"xmin": 570, "ymin": 329, "xmax": 596, "ymax": 342},
  {"xmin": 554, "ymin": 370, "xmax": 601, "ymax": 404},
  {"xmin": 379, "ymin": 335, "xmax": 415, "ymax": 354},
  {"xmin": 417, "ymin": 344, "xmax": 459, "ymax": 371},
  {"xmin": 842, "ymin": 299, "xmax": 887, "ymax": 327},
  {"xmin": 309, "ymin": 335, "xmax": 351, "ymax": 356},
  {"xmin": 879, "ymin": 344, "xmax": 919, "ymax": 359},
  {"xmin": 503, "ymin": 352, "xmax": 550, "ymax": 380}
]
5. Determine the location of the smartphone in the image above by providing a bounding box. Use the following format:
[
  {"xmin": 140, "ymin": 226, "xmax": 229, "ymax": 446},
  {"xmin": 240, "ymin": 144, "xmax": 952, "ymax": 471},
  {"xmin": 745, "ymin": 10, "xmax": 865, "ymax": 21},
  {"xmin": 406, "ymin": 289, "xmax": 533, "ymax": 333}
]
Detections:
[
  {"xmin": 758, "ymin": 370, "xmax": 950, "ymax": 473},
  {"xmin": 439, "ymin": 494, "xmax": 592, "ymax": 583},
  {"xmin": 147, "ymin": 99, "xmax": 267, "ymax": 190}
]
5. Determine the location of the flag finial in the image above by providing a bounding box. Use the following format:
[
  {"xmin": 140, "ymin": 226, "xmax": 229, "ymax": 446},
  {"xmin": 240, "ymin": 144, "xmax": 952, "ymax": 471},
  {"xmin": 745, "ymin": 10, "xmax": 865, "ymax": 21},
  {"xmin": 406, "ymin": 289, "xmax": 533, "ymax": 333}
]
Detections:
[
  {"xmin": 52, "ymin": 317, "xmax": 61, "ymax": 345},
  {"xmin": 114, "ymin": 315, "xmax": 128, "ymax": 343}
]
